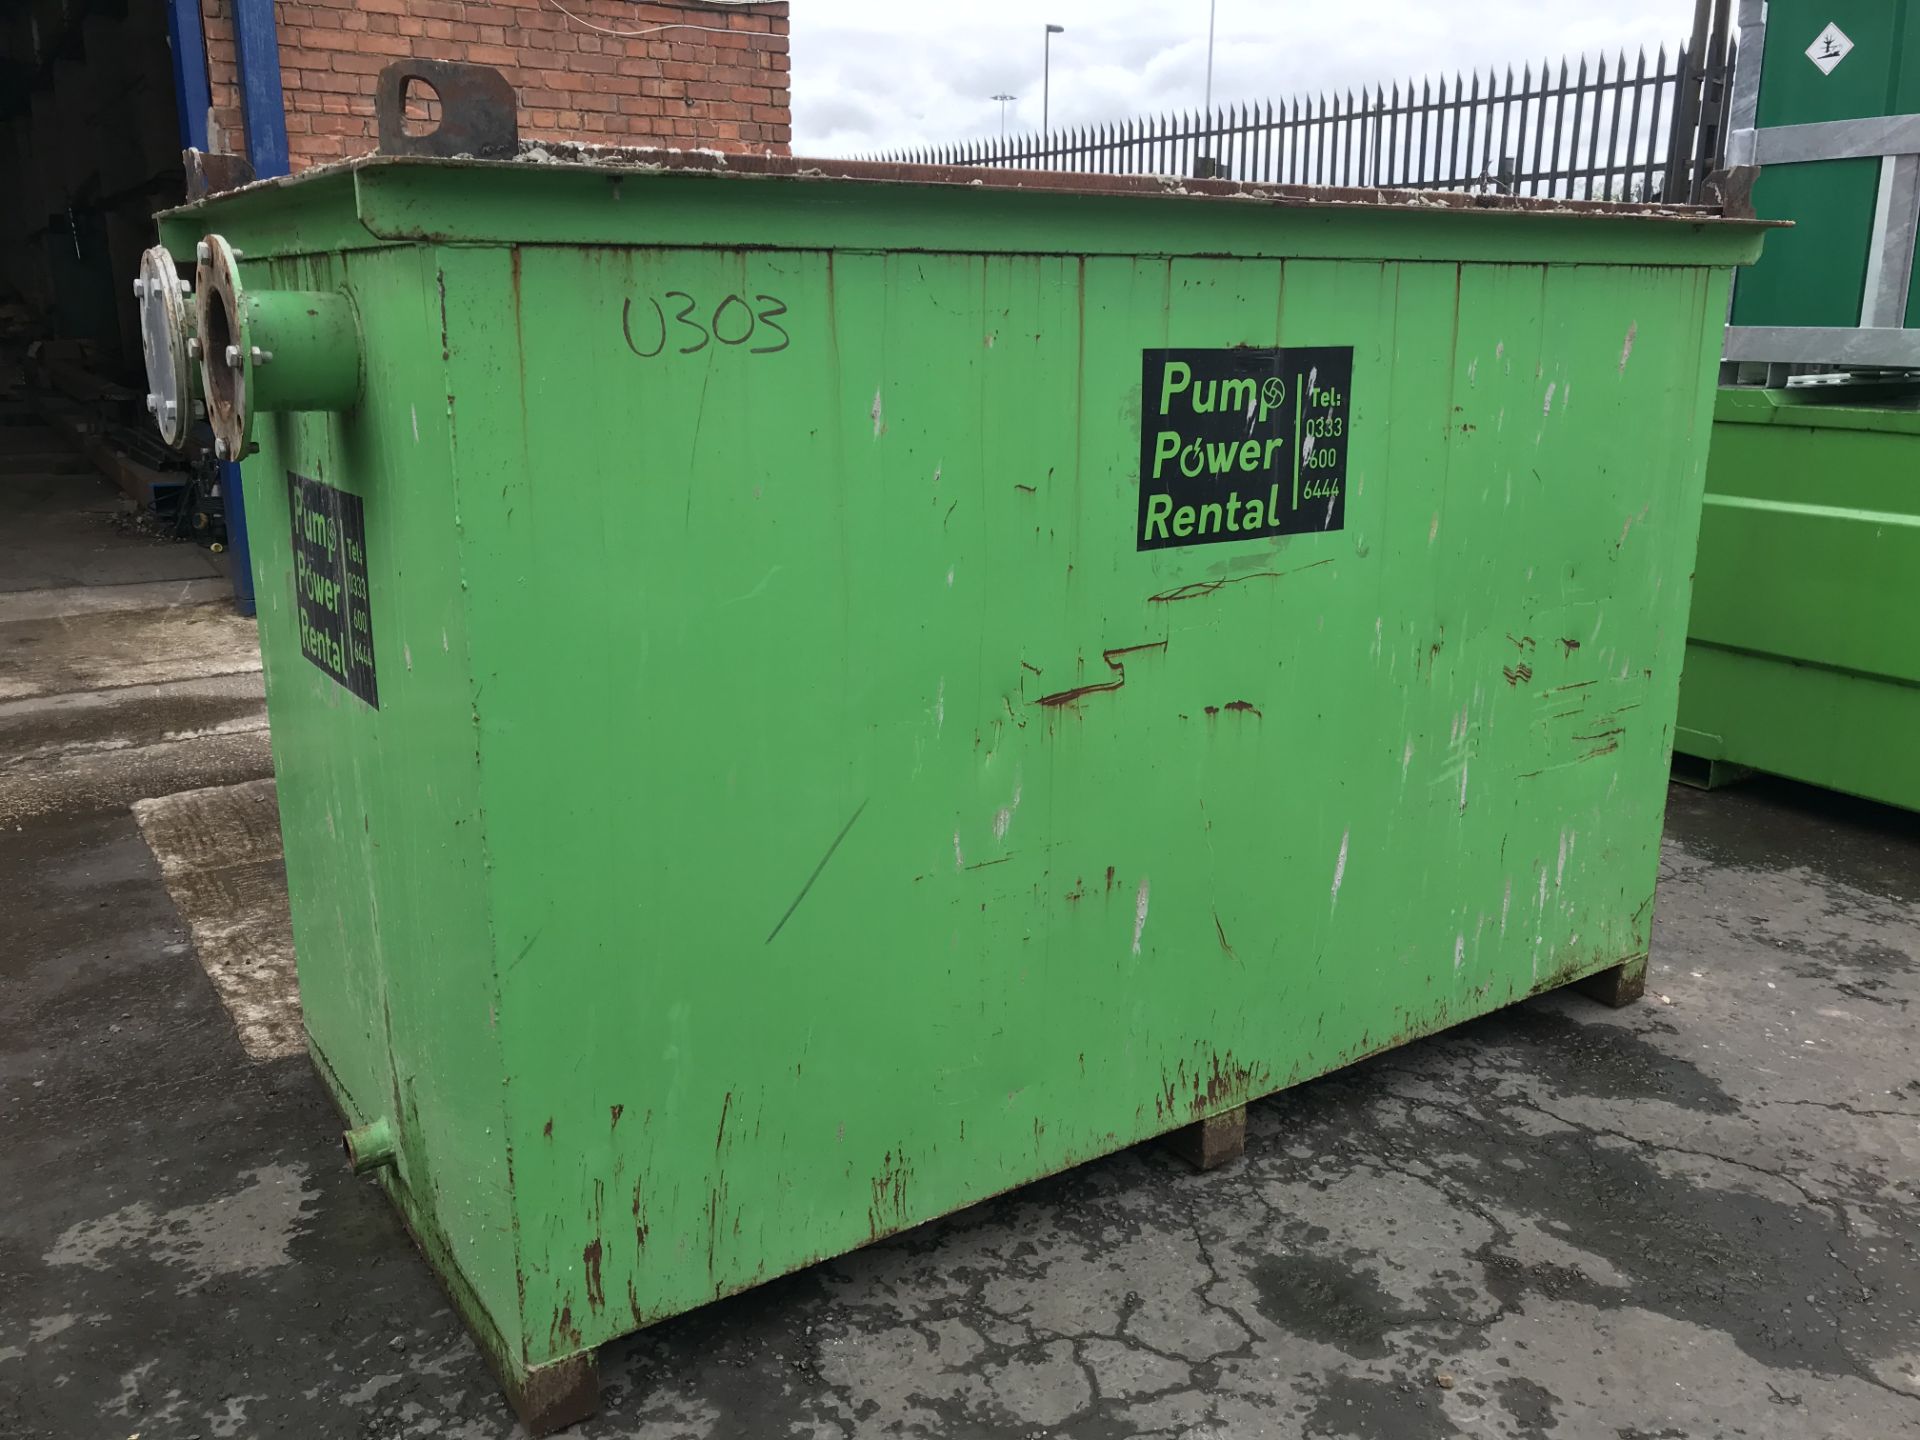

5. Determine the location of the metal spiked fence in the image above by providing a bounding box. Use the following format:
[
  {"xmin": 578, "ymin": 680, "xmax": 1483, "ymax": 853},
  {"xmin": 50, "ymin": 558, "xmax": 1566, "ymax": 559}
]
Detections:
[{"xmin": 889, "ymin": 42, "xmax": 1733, "ymax": 204}]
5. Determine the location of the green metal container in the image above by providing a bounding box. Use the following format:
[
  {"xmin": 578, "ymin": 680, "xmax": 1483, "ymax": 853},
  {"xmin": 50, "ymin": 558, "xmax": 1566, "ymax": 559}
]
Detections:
[
  {"xmin": 1682, "ymin": 0, "xmax": 1918, "ymax": 808},
  {"xmin": 1730, "ymin": 0, "xmax": 1920, "ymax": 333},
  {"xmin": 154, "ymin": 153, "xmax": 1764, "ymax": 1428},
  {"xmin": 1678, "ymin": 386, "xmax": 1920, "ymax": 807}
]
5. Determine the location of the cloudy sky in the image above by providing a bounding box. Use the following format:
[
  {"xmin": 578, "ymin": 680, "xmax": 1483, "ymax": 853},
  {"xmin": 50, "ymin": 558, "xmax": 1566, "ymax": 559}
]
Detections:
[{"xmin": 787, "ymin": 1, "xmax": 1697, "ymax": 156}]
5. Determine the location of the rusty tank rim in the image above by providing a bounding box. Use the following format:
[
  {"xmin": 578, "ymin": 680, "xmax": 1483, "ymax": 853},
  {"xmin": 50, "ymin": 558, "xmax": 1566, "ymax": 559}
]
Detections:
[{"xmin": 161, "ymin": 146, "xmax": 1778, "ymax": 230}]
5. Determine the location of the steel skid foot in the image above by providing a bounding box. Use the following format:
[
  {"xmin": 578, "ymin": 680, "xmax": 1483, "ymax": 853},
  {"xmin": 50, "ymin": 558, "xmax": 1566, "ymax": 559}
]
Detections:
[
  {"xmin": 1162, "ymin": 1106, "xmax": 1247, "ymax": 1171},
  {"xmin": 503, "ymin": 1350, "xmax": 600, "ymax": 1436},
  {"xmin": 1671, "ymin": 751, "xmax": 1754, "ymax": 791},
  {"xmin": 1573, "ymin": 956, "xmax": 1648, "ymax": 1010}
]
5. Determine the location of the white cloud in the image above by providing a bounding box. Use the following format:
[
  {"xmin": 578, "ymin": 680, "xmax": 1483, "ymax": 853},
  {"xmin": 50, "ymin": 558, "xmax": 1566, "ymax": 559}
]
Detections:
[{"xmin": 790, "ymin": 1, "xmax": 1695, "ymax": 156}]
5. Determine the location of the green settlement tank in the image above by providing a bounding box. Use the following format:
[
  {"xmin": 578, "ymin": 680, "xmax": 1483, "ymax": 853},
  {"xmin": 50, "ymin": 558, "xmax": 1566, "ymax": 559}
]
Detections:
[
  {"xmin": 152, "ymin": 151, "xmax": 1765, "ymax": 1427},
  {"xmin": 1680, "ymin": 0, "xmax": 1920, "ymax": 806},
  {"xmin": 1678, "ymin": 384, "xmax": 1920, "ymax": 806}
]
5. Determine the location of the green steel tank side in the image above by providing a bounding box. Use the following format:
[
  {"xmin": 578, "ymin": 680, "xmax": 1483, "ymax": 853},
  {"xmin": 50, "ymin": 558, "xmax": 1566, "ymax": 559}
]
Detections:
[
  {"xmin": 1679, "ymin": 387, "xmax": 1920, "ymax": 808},
  {"xmin": 156, "ymin": 154, "xmax": 1766, "ymax": 1424}
]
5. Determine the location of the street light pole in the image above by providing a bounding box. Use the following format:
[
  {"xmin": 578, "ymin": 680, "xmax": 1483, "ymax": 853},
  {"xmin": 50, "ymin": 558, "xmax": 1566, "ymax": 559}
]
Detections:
[
  {"xmin": 992, "ymin": 93, "xmax": 1016, "ymax": 138},
  {"xmin": 1043, "ymin": 24, "xmax": 1064, "ymax": 138},
  {"xmin": 1203, "ymin": 0, "xmax": 1218, "ymax": 116}
]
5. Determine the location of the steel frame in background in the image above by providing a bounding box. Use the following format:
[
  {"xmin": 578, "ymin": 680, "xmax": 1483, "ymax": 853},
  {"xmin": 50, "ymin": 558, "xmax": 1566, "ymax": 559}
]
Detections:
[
  {"xmin": 1722, "ymin": 0, "xmax": 1920, "ymax": 370},
  {"xmin": 163, "ymin": 0, "xmax": 213, "ymax": 152}
]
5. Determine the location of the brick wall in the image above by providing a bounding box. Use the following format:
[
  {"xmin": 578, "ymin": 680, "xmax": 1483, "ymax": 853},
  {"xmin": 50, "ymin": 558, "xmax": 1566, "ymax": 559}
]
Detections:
[{"xmin": 199, "ymin": 0, "xmax": 790, "ymax": 171}]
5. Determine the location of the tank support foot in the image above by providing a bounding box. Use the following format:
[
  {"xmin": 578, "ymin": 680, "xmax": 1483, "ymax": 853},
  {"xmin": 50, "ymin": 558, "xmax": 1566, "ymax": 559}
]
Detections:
[
  {"xmin": 1163, "ymin": 1106, "xmax": 1246, "ymax": 1171},
  {"xmin": 505, "ymin": 1350, "xmax": 600, "ymax": 1436},
  {"xmin": 1672, "ymin": 751, "xmax": 1753, "ymax": 791},
  {"xmin": 1574, "ymin": 956, "xmax": 1647, "ymax": 1009}
]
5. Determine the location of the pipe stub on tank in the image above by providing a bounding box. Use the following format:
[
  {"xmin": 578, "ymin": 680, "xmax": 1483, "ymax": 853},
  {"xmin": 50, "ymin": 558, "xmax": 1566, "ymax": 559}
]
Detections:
[
  {"xmin": 194, "ymin": 232, "xmax": 364, "ymax": 460},
  {"xmin": 342, "ymin": 1117, "xmax": 398, "ymax": 1175}
]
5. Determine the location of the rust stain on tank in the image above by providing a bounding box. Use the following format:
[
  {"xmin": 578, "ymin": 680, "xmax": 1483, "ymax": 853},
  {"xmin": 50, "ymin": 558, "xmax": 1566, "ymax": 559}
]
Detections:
[
  {"xmin": 1213, "ymin": 910, "xmax": 1239, "ymax": 962},
  {"xmin": 1153, "ymin": 1059, "xmax": 1187, "ymax": 1121},
  {"xmin": 1159, "ymin": 1052, "xmax": 1267, "ymax": 1121},
  {"xmin": 1148, "ymin": 557, "xmax": 1333, "ymax": 604},
  {"xmin": 1193, "ymin": 1051, "xmax": 1267, "ymax": 1120},
  {"xmin": 705, "ymin": 1173, "xmax": 731, "ymax": 1291},
  {"xmin": 550, "ymin": 1300, "xmax": 582, "ymax": 1351},
  {"xmin": 582, "ymin": 1239, "xmax": 605, "ymax": 1311},
  {"xmin": 509, "ymin": 247, "xmax": 527, "ymax": 405},
  {"xmin": 868, "ymin": 1149, "xmax": 910, "ymax": 1240},
  {"xmin": 1036, "ymin": 641, "xmax": 1167, "ymax": 709}
]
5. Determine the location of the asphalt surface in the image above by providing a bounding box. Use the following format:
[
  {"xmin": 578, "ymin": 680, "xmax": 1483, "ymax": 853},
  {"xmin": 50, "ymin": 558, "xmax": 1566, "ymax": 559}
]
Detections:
[{"xmin": 3, "ymin": 394, "xmax": 1918, "ymax": 1439}]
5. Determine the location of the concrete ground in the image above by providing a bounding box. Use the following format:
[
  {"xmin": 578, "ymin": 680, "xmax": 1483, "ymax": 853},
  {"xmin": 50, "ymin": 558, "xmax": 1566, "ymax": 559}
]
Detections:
[{"xmin": 3, "ymin": 387, "xmax": 1919, "ymax": 1439}]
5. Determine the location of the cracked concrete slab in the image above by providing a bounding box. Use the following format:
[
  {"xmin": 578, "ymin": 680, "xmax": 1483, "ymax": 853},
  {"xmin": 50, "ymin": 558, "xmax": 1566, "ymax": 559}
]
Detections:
[
  {"xmin": 0, "ymin": 596, "xmax": 267, "ymax": 826},
  {"xmin": 0, "ymin": 598, "xmax": 262, "ymax": 701},
  {"xmin": 132, "ymin": 779, "xmax": 299, "ymax": 1060},
  {"xmin": 7, "ymin": 775, "xmax": 1919, "ymax": 1439}
]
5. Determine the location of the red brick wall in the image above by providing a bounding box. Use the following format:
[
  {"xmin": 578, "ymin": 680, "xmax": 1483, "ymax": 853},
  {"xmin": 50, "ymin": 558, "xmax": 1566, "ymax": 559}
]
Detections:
[{"xmin": 200, "ymin": 0, "xmax": 790, "ymax": 171}]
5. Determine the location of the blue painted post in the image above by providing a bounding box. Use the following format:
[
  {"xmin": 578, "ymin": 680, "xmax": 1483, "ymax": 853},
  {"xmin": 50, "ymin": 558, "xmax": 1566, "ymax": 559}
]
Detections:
[
  {"xmin": 232, "ymin": 0, "xmax": 291, "ymax": 180},
  {"xmin": 222, "ymin": 0, "xmax": 292, "ymax": 617},
  {"xmin": 164, "ymin": 0, "xmax": 260, "ymax": 614},
  {"xmin": 222, "ymin": 457, "xmax": 255, "ymax": 615},
  {"xmin": 164, "ymin": 0, "xmax": 213, "ymax": 151}
]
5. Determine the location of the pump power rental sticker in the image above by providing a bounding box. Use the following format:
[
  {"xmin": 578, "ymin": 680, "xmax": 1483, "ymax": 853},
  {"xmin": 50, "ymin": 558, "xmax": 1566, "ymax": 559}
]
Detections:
[
  {"xmin": 288, "ymin": 470, "xmax": 379, "ymax": 708},
  {"xmin": 1137, "ymin": 346, "xmax": 1353, "ymax": 551}
]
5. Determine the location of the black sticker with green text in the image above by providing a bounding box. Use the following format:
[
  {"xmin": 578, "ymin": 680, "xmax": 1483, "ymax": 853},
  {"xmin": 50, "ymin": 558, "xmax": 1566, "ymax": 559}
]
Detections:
[
  {"xmin": 1138, "ymin": 347, "xmax": 1352, "ymax": 551},
  {"xmin": 288, "ymin": 470, "xmax": 378, "ymax": 708}
]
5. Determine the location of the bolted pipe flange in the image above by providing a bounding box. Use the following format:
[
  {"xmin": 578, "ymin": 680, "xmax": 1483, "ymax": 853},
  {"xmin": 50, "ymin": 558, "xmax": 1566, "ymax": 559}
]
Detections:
[
  {"xmin": 134, "ymin": 245, "xmax": 200, "ymax": 451},
  {"xmin": 194, "ymin": 234, "xmax": 259, "ymax": 459},
  {"xmin": 194, "ymin": 232, "xmax": 363, "ymax": 459}
]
